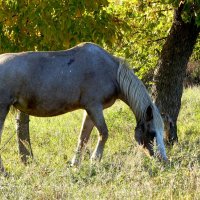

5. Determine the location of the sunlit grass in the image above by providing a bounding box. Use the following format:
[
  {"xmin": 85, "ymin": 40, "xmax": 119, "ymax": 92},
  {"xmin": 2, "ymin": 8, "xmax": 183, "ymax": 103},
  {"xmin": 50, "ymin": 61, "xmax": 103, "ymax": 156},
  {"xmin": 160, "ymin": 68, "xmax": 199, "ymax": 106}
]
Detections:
[{"xmin": 0, "ymin": 88, "xmax": 200, "ymax": 199}]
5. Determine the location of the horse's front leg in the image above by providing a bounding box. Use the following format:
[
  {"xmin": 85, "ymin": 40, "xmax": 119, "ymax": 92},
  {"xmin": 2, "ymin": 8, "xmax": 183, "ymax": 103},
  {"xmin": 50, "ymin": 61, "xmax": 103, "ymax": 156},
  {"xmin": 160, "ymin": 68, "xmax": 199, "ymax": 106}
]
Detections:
[
  {"xmin": 0, "ymin": 104, "xmax": 10, "ymax": 175},
  {"xmin": 86, "ymin": 105, "xmax": 108, "ymax": 162},
  {"xmin": 16, "ymin": 111, "xmax": 33, "ymax": 164},
  {"xmin": 71, "ymin": 111, "xmax": 94, "ymax": 166}
]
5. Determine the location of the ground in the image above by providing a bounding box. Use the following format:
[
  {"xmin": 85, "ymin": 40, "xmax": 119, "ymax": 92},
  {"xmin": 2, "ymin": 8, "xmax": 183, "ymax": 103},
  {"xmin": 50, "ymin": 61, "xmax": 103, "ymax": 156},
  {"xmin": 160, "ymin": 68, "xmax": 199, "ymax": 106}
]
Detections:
[{"xmin": 0, "ymin": 87, "xmax": 200, "ymax": 199}]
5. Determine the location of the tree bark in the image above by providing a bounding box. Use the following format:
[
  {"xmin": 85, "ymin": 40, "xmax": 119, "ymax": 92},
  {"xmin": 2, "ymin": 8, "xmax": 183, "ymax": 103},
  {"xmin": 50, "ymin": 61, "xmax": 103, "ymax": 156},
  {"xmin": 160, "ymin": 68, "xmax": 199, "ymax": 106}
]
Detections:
[{"xmin": 152, "ymin": 5, "xmax": 199, "ymax": 144}]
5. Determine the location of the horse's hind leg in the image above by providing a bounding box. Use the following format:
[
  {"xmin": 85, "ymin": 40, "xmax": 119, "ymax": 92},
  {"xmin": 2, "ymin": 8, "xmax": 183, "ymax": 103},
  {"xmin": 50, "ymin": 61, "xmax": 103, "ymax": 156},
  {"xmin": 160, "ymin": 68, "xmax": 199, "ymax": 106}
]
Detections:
[
  {"xmin": 86, "ymin": 105, "xmax": 108, "ymax": 162},
  {"xmin": 16, "ymin": 111, "xmax": 33, "ymax": 164},
  {"xmin": 71, "ymin": 111, "xmax": 94, "ymax": 166}
]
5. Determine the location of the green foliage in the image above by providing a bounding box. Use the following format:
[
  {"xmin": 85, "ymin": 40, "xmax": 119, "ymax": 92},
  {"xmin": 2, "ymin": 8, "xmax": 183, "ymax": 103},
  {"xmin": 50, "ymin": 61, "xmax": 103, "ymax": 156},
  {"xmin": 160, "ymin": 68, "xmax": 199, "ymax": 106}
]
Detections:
[
  {"xmin": 0, "ymin": 0, "xmax": 200, "ymax": 83},
  {"xmin": 0, "ymin": 87, "xmax": 200, "ymax": 199},
  {"xmin": 109, "ymin": 0, "xmax": 200, "ymax": 85},
  {"xmin": 160, "ymin": 0, "xmax": 200, "ymax": 27},
  {"xmin": 191, "ymin": 37, "xmax": 200, "ymax": 62},
  {"xmin": 0, "ymin": 0, "xmax": 128, "ymax": 52},
  {"xmin": 109, "ymin": 0, "xmax": 173, "ymax": 85}
]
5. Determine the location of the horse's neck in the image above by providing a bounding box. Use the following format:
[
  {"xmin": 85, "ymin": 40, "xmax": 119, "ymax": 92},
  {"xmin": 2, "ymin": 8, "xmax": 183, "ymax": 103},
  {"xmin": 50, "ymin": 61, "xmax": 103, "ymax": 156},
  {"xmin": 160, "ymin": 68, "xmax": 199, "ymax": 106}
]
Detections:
[
  {"xmin": 121, "ymin": 91, "xmax": 148, "ymax": 122},
  {"xmin": 117, "ymin": 62, "xmax": 152, "ymax": 122},
  {"xmin": 121, "ymin": 75, "xmax": 152, "ymax": 122}
]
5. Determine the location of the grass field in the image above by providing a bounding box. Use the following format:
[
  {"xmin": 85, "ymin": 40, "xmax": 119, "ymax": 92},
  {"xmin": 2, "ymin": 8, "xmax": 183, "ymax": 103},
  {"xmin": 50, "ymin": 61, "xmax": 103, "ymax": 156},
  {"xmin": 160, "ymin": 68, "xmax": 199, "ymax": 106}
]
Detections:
[{"xmin": 0, "ymin": 87, "xmax": 200, "ymax": 200}]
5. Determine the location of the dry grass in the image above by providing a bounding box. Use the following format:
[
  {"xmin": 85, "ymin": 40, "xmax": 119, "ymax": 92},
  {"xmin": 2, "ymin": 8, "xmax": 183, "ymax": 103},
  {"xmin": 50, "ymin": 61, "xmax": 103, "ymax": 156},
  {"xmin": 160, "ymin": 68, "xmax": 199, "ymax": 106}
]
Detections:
[{"xmin": 0, "ymin": 87, "xmax": 200, "ymax": 200}]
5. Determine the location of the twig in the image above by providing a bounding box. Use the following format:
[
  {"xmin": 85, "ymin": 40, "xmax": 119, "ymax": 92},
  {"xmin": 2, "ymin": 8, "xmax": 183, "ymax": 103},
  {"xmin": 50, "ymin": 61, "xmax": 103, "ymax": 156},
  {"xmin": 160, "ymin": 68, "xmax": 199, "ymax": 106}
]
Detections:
[
  {"xmin": 0, "ymin": 132, "xmax": 16, "ymax": 153},
  {"xmin": 148, "ymin": 37, "xmax": 167, "ymax": 43}
]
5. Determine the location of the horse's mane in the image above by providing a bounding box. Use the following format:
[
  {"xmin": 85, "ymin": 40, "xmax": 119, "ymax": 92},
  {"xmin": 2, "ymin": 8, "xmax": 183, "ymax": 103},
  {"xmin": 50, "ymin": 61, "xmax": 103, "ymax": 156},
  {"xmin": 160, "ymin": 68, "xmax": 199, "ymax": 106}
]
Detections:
[{"xmin": 117, "ymin": 61, "xmax": 163, "ymax": 129}]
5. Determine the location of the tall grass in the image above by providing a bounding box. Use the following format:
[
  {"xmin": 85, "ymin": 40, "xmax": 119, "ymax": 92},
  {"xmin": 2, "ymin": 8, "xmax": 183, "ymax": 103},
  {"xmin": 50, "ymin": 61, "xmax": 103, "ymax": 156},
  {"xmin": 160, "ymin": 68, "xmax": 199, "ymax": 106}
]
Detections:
[{"xmin": 0, "ymin": 87, "xmax": 200, "ymax": 199}]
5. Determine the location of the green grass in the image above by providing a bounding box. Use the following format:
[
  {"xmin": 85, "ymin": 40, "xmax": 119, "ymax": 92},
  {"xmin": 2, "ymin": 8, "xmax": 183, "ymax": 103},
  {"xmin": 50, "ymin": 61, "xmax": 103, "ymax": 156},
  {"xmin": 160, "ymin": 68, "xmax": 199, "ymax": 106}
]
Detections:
[{"xmin": 0, "ymin": 87, "xmax": 200, "ymax": 200}]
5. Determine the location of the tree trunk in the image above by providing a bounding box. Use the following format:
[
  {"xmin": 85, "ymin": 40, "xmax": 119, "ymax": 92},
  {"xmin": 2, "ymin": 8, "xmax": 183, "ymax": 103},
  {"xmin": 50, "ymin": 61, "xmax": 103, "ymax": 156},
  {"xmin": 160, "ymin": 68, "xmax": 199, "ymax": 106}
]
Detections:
[
  {"xmin": 152, "ymin": 5, "xmax": 199, "ymax": 144},
  {"xmin": 16, "ymin": 111, "xmax": 33, "ymax": 164}
]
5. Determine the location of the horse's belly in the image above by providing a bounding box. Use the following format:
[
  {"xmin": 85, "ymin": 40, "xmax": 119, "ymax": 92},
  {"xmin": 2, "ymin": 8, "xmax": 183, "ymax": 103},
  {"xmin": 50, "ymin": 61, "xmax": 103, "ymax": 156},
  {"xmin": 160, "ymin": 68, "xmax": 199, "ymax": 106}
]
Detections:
[
  {"xmin": 13, "ymin": 97, "xmax": 81, "ymax": 117},
  {"xmin": 14, "ymin": 104, "xmax": 80, "ymax": 117}
]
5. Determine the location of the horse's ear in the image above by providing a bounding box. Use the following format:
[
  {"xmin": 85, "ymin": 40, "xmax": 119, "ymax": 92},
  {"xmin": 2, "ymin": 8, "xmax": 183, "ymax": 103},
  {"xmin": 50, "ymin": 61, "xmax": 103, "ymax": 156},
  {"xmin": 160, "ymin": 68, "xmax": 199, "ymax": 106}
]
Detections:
[{"xmin": 145, "ymin": 105, "xmax": 153, "ymax": 122}]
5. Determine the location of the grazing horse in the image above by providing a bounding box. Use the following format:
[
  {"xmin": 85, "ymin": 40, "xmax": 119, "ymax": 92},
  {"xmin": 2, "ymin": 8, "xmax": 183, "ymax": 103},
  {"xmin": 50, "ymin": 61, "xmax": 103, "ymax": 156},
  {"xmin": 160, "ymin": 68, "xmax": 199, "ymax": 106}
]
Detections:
[{"xmin": 0, "ymin": 42, "xmax": 167, "ymax": 174}]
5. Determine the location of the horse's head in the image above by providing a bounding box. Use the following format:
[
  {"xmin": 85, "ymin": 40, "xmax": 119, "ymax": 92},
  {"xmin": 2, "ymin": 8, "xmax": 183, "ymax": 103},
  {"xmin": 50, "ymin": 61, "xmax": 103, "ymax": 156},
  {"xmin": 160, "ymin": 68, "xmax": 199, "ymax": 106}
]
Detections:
[
  {"xmin": 135, "ymin": 106, "xmax": 156, "ymax": 156},
  {"xmin": 134, "ymin": 105, "xmax": 169, "ymax": 162}
]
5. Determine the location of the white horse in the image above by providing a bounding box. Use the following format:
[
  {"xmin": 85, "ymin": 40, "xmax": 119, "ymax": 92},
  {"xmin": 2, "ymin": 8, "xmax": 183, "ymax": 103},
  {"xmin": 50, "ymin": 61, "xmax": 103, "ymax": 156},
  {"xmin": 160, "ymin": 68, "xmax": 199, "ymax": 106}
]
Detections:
[{"xmin": 0, "ymin": 42, "xmax": 167, "ymax": 174}]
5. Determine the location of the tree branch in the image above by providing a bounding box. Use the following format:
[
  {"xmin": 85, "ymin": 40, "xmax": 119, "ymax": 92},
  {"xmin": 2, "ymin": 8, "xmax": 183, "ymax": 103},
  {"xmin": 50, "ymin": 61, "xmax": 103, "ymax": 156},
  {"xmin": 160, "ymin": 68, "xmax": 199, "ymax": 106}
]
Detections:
[
  {"xmin": 148, "ymin": 37, "xmax": 167, "ymax": 43},
  {"xmin": 174, "ymin": 0, "xmax": 185, "ymax": 22}
]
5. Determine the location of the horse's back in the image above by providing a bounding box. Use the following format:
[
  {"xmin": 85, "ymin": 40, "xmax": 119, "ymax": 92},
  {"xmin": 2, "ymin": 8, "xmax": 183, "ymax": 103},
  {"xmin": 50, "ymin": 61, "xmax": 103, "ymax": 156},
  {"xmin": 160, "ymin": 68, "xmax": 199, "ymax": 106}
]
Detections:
[{"xmin": 0, "ymin": 42, "xmax": 118, "ymax": 76}]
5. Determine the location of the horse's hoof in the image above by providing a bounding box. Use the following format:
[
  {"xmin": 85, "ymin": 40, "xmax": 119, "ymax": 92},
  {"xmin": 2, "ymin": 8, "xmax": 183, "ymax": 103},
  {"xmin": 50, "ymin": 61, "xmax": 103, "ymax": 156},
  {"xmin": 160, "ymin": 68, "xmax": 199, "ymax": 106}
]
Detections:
[
  {"xmin": 157, "ymin": 155, "xmax": 169, "ymax": 163},
  {"xmin": 90, "ymin": 154, "xmax": 101, "ymax": 164},
  {"xmin": 163, "ymin": 157, "xmax": 170, "ymax": 164},
  {"xmin": 70, "ymin": 158, "xmax": 80, "ymax": 168}
]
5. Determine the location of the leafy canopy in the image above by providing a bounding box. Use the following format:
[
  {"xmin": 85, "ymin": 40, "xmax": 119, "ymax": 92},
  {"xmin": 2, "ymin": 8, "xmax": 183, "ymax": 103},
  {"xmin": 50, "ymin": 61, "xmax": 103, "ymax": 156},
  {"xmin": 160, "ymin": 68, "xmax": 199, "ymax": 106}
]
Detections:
[
  {"xmin": 0, "ymin": 0, "xmax": 199, "ymax": 83},
  {"xmin": 0, "ymin": 0, "xmax": 128, "ymax": 52}
]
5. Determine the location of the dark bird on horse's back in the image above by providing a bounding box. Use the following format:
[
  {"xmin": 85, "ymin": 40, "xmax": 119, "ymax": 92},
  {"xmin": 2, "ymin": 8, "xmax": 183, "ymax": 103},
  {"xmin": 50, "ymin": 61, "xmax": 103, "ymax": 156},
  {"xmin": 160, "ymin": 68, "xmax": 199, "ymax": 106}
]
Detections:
[{"xmin": 0, "ymin": 42, "xmax": 167, "ymax": 174}]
